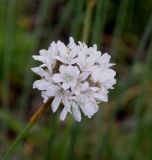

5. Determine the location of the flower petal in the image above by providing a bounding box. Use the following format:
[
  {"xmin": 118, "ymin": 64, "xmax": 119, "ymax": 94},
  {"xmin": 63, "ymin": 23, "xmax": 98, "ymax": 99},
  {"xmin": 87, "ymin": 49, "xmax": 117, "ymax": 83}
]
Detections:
[
  {"xmin": 99, "ymin": 69, "xmax": 116, "ymax": 82},
  {"xmin": 52, "ymin": 96, "xmax": 62, "ymax": 112},
  {"xmin": 31, "ymin": 67, "xmax": 49, "ymax": 77},
  {"xmin": 60, "ymin": 107, "xmax": 68, "ymax": 121},
  {"xmin": 39, "ymin": 49, "xmax": 48, "ymax": 56},
  {"xmin": 81, "ymin": 101, "xmax": 98, "ymax": 118},
  {"xmin": 52, "ymin": 73, "xmax": 63, "ymax": 83},
  {"xmin": 32, "ymin": 55, "xmax": 45, "ymax": 63},
  {"xmin": 72, "ymin": 105, "xmax": 81, "ymax": 122},
  {"xmin": 57, "ymin": 41, "xmax": 68, "ymax": 58},
  {"xmin": 33, "ymin": 79, "xmax": 50, "ymax": 90},
  {"xmin": 79, "ymin": 72, "xmax": 90, "ymax": 81},
  {"xmin": 41, "ymin": 91, "xmax": 48, "ymax": 103},
  {"xmin": 62, "ymin": 81, "xmax": 73, "ymax": 90}
]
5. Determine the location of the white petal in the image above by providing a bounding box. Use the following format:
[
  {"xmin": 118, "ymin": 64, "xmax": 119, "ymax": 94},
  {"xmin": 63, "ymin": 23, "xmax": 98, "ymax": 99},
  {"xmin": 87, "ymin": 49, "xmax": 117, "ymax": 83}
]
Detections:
[
  {"xmin": 39, "ymin": 49, "xmax": 48, "ymax": 56},
  {"xmin": 90, "ymin": 87, "xmax": 100, "ymax": 92},
  {"xmin": 57, "ymin": 41, "xmax": 68, "ymax": 57},
  {"xmin": 99, "ymin": 69, "xmax": 116, "ymax": 83},
  {"xmin": 78, "ymin": 51, "xmax": 85, "ymax": 62},
  {"xmin": 55, "ymin": 56, "xmax": 68, "ymax": 64},
  {"xmin": 46, "ymin": 86, "xmax": 58, "ymax": 97},
  {"xmin": 103, "ymin": 78, "xmax": 116, "ymax": 89},
  {"xmin": 86, "ymin": 52, "xmax": 100, "ymax": 66},
  {"xmin": 69, "ymin": 37, "xmax": 75, "ymax": 45},
  {"xmin": 52, "ymin": 96, "xmax": 62, "ymax": 112},
  {"xmin": 72, "ymin": 106, "xmax": 81, "ymax": 122},
  {"xmin": 60, "ymin": 98, "xmax": 71, "ymax": 120},
  {"xmin": 91, "ymin": 67, "xmax": 100, "ymax": 83},
  {"xmin": 41, "ymin": 91, "xmax": 48, "ymax": 103},
  {"xmin": 32, "ymin": 55, "xmax": 45, "ymax": 63},
  {"xmin": 45, "ymin": 57, "xmax": 53, "ymax": 74},
  {"xmin": 98, "ymin": 53, "xmax": 111, "ymax": 64},
  {"xmin": 70, "ymin": 57, "xmax": 78, "ymax": 64},
  {"xmin": 62, "ymin": 81, "xmax": 73, "ymax": 90},
  {"xmin": 31, "ymin": 67, "xmax": 48, "ymax": 77},
  {"xmin": 63, "ymin": 65, "xmax": 80, "ymax": 76},
  {"xmin": 60, "ymin": 107, "xmax": 68, "ymax": 121},
  {"xmin": 52, "ymin": 74, "xmax": 63, "ymax": 83},
  {"xmin": 79, "ymin": 72, "xmax": 90, "ymax": 81},
  {"xmin": 93, "ymin": 93, "xmax": 108, "ymax": 102},
  {"xmin": 81, "ymin": 101, "xmax": 98, "ymax": 118},
  {"xmin": 80, "ymin": 82, "xmax": 89, "ymax": 91},
  {"xmin": 59, "ymin": 65, "xmax": 66, "ymax": 73},
  {"xmin": 49, "ymin": 42, "xmax": 58, "ymax": 56},
  {"xmin": 33, "ymin": 79, "xmax": 50, "ymax": 90}
]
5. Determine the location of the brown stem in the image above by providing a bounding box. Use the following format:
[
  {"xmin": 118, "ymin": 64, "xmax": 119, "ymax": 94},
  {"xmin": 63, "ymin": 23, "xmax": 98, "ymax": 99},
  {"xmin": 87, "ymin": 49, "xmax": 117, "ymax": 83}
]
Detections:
[{"xmin": 30, "ymin": 98, "xmax": 53, "ymax": 125}]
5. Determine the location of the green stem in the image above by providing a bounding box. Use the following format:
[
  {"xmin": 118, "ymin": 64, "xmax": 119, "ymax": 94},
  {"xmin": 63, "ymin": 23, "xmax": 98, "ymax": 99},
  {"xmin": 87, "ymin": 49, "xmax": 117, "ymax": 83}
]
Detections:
[
  {"xmin": 3, "ymin": 123, "xmax": 33, "ymax": 160},
  {"xmin": 82, "ymin": 0, "xmax": 95, "ymax": 43},
  {"xmin": 2, "ymin": 98, "xmax": 53, "ymax": 160}
]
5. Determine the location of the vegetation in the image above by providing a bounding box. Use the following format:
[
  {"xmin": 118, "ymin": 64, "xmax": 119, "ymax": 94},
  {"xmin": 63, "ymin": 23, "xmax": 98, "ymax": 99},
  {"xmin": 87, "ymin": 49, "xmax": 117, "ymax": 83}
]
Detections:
[{"xmin": 0, "ymin": 0, "xmax": 152, "ymax": 159}]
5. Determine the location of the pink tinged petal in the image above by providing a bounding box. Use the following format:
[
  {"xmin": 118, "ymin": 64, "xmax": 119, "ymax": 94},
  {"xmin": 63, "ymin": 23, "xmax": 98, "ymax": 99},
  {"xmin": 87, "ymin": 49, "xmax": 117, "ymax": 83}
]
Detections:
[
  {"xmin": 52, "ymin": 74, "xmax": 63, "ymax": 83},
  {"xmin": 72, "ymin": 106, "xmax": 81, "ymax": 122},
  {"xmin": 52, "ymin": 96, "xmax": 62, "ymax": 112},
  {"xmin": 33, "ymin": 79, "xmax": 50, "ymax": 90},
  {"xmin": 32, "ymin": 55, "xmax": 45, "ymax": 63}
]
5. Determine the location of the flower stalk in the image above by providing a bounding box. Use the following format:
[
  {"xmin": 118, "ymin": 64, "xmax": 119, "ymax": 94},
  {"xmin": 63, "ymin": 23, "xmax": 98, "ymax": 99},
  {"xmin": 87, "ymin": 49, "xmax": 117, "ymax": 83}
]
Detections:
[{"xmin": 3, "ymin": 98, "xmax": 53, "ymax": 160}]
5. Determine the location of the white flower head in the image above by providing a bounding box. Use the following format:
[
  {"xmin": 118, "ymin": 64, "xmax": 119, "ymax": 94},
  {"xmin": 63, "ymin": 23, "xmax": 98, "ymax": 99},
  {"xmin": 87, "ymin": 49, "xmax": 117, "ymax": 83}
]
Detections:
[{"xmin": 31, "ymin": 37, "xmax": 116, "ymax": 122}]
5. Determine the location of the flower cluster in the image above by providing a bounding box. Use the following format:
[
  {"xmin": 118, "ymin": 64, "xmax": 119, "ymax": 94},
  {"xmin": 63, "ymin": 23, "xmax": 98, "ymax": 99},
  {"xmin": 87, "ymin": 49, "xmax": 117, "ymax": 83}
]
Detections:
[{"xmin": 31, "ymin": 37, "xmax": 116, "ymax": 122}]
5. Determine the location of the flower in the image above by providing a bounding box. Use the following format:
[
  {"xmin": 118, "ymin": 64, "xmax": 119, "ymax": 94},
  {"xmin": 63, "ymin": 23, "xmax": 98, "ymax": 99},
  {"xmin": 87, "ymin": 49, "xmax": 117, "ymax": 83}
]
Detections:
[
  {"xmin": 31, "ymin": 37, "xmax": 116, "ymax": 122},
  {"xmin": 52, "ymin": 65, "xmax": 80, "ymax": 90}
]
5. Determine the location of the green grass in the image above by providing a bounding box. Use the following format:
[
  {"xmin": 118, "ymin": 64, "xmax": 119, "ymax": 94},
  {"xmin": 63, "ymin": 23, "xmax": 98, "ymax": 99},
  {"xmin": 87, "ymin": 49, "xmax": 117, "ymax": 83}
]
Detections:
[{"xmin": 0, "ymin": 0, "xmax": 152, "ymax": 159}]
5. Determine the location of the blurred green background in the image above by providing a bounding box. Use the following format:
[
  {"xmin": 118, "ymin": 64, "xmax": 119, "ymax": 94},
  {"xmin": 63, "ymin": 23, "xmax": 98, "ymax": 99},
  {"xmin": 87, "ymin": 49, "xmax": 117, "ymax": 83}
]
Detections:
[{"xmin": 0, "ymin": 0, "xmax": 152, "ymax": 159}]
